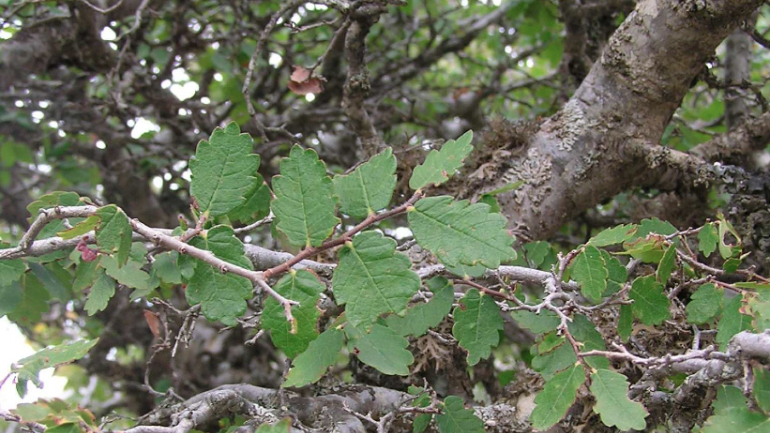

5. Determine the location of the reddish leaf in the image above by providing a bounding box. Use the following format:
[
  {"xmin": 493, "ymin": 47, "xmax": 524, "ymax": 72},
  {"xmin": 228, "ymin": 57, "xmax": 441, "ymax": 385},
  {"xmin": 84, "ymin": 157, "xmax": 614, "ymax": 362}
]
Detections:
[
  {"xmin": 143, "ymin": 310, "xmax": 162, "ymax": 339},
  {"xmin": 288, "ymin": 66, "xmax": 323, "ymax": 95},
  {"xmin": 76, "ymin": 239, "xmax": 98, "ymax": 262},
  {"xmin": 290, "ymin": 66, "xmax": 312, "ymax": 82}
]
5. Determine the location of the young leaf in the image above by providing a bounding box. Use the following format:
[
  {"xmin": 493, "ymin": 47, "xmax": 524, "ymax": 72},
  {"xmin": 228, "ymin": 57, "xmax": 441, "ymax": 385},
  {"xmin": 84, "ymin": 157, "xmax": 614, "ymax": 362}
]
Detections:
[
  {"xmin": 698, "ymin": 222, "xmax": 718, "ymax": 258},
  {"xmin": 11, "ymin": 339, "xmax": 99, "ymax": 397},
  {"xmin": 408, "ymin": 196, "xmax": 515, "ymax": 268},
  {"xmin": 410, "ymin": 130, "xmax": 473, "ymax": 190},
  {"xmin": 186, "ymin": 226, "xmax": 253, "ymax": 326},
  {"xmin": 590, "ymin": 369, "xmax": 648, "ymax": 431},
  {"xmin": 84, "ymin": 271, "xmax": 115, "ymax": 315},
  {"xmin": 629, "ymin": 275, "xmax": 670, "ymax": 325},
  {"xmin": 95, "ymin": 205, "xmax": 132, "ymax": 267},
  {"xmin": 530, "ymin": 364, "xmax": 585, "ymax": 430},
  {"xmin": 262, "ymin": 270, "xmax": 324, "ymax": 358},
  {"xmin": 56, "ymin": 215, "xmax": 99, "ymax": 240},
  {"xmin": 346, "ymin": 323, "xmax": 414, "ymax": 375},
  {"xmin": 283, "ymin": 328, "xmax": 344, "ymax": 388},
  {"xmin": 227, "ymin": 174, "xmax": 271, "ymax": 225},
  {"xmin": 333, "ymin": 231, "xmax": 420, "ymax": 329},
  {"xmin": 588, "ymin": 224, "xmax": 638, "ymax": 247},
  {"xmin": 703, "ymin": 386, "xmax": 770, "ymax": 433},
  {"xmin": 686, "ymin": 283, "xmax": 723, "ymax": 324},
  {"xmin": 753, "ymin": 366, "xmax": 770, "ymax": 413},
  {"xmin": 716, "ymin": 294, "xmax": 752, "ymax": 350},
  {"xmin": 435, "ymin": 396, "xmax": 485, "ymax": 433},
  {"xmin": 657, "ymin": 245, "xmax": 676, "ymax": 285},
  {"xmin": 190, "ymin": 122, "xmax": 260, "ymax": 217},
  {"xmin": 272, "ymin": 146, "xmax": 340, "ymax": 248},
  {"xmin": 571, "ymin": 246, "xmax": 607, "ymax": 303},
  {"xmin": 333, "ymin": 148, "xmax": 397, "ymax": 219},
  {"xmin": 255, "ymin": 418, "xmax": 292, "ymax": 433},
  {"xmin": 452, "ymin": 289, "xmax": 503, "ymax": 365},
  {"xmin": 384, "ymin": 276, "xmax": 454, "ymax": 337}
]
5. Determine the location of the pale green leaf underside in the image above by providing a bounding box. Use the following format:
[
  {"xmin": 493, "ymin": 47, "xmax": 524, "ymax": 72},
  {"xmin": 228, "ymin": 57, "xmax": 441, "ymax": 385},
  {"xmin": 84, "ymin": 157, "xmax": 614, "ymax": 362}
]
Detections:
[
  {"xmin": 452, "ymin": 289, "xmax": 503, "ymax": 366},
  {"xmin": 272, "ymin": 145, "xmax": 340, "ymax": 248},
  {"xmin": 12, "ymin": 339, "xmax": 99, "ymax": 389},
  {"xmin": 57, "ymin": 215, "xmax": 99, "ymax": 240},
  {"xmin": 436, "ymin": 396, "xmax": 485, "ymax": 433},
  {"xmin": 571, "ymin": 246, "xmax": 607, "ymax": 303},
  {"xmin": 410, "ymin": 130, "xmax": 473, "ymax": 190},
  {"xmin": 408, "ymin": 196, "xmax": 515, "ymax": 268},
  {"xmin": 346, "ymin": 323, "xmax": 414, "ymax": 375},
  {"xmin": 590, "ymin": 369, "xmax": 648, "ymax": 431},
  {"xmin": 283, "ymin": 328, "xmax": 344, "ymax": 388},
  {"xmin": 333, "ymin": 231, "xmax": 420, "ymax": 329},
  {"xmin": 190, "ymin": 122, "xmax": 260, "ymax": 217},
  {"xmin": 333, "ymin": 147, "xmax": 397, "ymax": 219},
  {"xmin": 530, "ymin": 364, "xmax": 585, "ymax": 430},
  {"xmin": 588, "ymin": 224, "xmax": 638, "ymax": 247},
  {"xmin": 262, "ymin": 270, "xmax": 323, "ymax": 358}
]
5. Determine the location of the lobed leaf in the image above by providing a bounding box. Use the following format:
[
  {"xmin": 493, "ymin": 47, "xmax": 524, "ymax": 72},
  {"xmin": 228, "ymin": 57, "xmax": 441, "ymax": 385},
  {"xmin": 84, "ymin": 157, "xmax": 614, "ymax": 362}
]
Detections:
[
  {"xmin": 84, "ymin": 270, "xmax": 115, "ymax": 315},
  {"xmin": 530, "ymin": 364, "xmax": 585, "ymax": 430},
  {"xmin": 384, "ymin": 276, "xmax": 454, "ymax": 338},
  {"xmin": 590, "ymin": 369, "xmax": 648, "ymax": 431},
  {"xmin": 12, "ymin": 339, "xmax": 98, "ymax": 398},
  {"xmin": 333, "ymin": 148, "xmax": 397, "ymax": 219},
  {"xmin": 698, "ymin": 222, "xmax": 718, "ymax": 258},
  {"xmin": 408, "ymin": 196, "xmax": 515, "ymax": 268},
  {"xmin": 262, "ymin": 270, "xmax": 324, "ymax": 358},
  {"xmin": 436, "ymin": 396, "xmax": 485, "ymax": 433},
  {"xmin": 190, "ymin": 122, "xmax": 260, "ymax": 217},
  {"xmin": 588, "ymin": 224, "xmax": 638, "ymax": 247},
  {"xmin": 346, "ymin": 323, "xmax": 414, "ymax": 375},
  {"xmin": 716, "ymin": 294, "xmax": 752, "ymax": 350},
  {"xmin": 272, "ymin": 145, "xmax": 340, "ymax": 248},
  {"xmin": 283, "ymin": 328, "xmax": 344, "ymax": 388},
  {"xmin": 571, "ymin": 246, "xmax": 607, "ymax": 303},
  {"xmin": 629, "ymin": 275, "xmax": 670, "ymax": 325},
  {"xmin": 686, "ymin": 283, "xmax": 723, "ymax": 324},
  {"xmin": 95, "ymin": 205, "xmax": 132, "ymax": 267},
  {"xmin": 410, "ymin": 131, "xmax": 473, "ymax": 190},
  {"xmin": 452, "ymin": 289, "xmax": 503, "ymax": 365}
]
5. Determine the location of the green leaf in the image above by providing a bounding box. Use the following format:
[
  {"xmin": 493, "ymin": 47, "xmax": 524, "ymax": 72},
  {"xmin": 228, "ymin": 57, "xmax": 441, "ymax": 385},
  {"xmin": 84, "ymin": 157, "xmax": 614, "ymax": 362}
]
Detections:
[
  {"xmin": 686, "ymin": 283, "xmax": 723, "ymax": 324},
  {"xmin": 408, "ymin": 196, "xmax": 515, "ymax": 268},
  {"xmin": 11, "ymin": 339, "xmax": 98, "ymax": 397},
  {"xmin": 698, "ymin": 223, "xmax": 718, "ymax": 258},
  {"xmin": 95, "ymin": 205, "xmax": 132, "ymax": 267},
  {"xmin": 227, "ymin": 174, "xmax": 271, "ymax": 225},
  {"xmin": 272, "ymin": 146, "xmax": 340, "ymax": 248},
  {"xmin": 255, "ymin": 418, "xmax": 292, "ymax": 433},
  {"xmin": 716, "ymin": 295, "xmax": 752, "ymax": 350},
  {"xmin": 530, "ymin": 365, "xmax": 585, "ymax": 430},
  {"xmin": 283, "ymin": 328, "xmax": 344, "ymax": 388},
  {"xmin": 26, "ymin": 192, "xmax": 83, "ymax": 239},
  {"xmin": 101, "ymin": 256, "xmax": 154, "ymax": 301},
  {"xmin": 262, "ymin": 270, "xmax": 324, "ymax": 358},
  {"xmin": 0, "ymin": 281, "xmax": 22, "ymax": 317},
  {"xmin": 524, "ymin": 241, "xmax": 550, "ymax": 268},
  {"xmin": 385, "ymin": 276, "xmax": 454, "ymax": 337},
  {"xmin": 657, "ymin": 245, "xmax": 676, "ymax": 285},
  {"xmin": 84, "ymin": 271, "xmax": 115, "ymax": 315},
  {"xmin": 538, "ymin": 332, "xmax": 565, "ymax": 354},
  {"xmin": 532, "ymin": 342, "xmax": 577, "ymax": 380},
  {"xmin": 629, "ymin": 275, "xmax": 670, "ymax": 325},
  {"xmin": 186, "ymin": 226, "xmax": 253, "ymax": 326},
  {"xmin": 443, "ymin": 261, "xmax": 487, "ymax": 278},
  {"xmin": 568, "ymin": 314, "xmax": 609, "ymax": 370},
  {"xmin": 0, "ymin": 256, "xmax": 26, "ymax": 286},
  {"xmin": 589, "ymin": 369, "xmax": 648, "ymax": 431},
  {"xmin": 151, "ymin": 252, "xmax": 183, "ymax": 285},
  {"xmin": 703, "ymin": 386, "xmax": 770, "ymax": 433},
  {"xmin": 8, "ymin": 274, "xmax": 51, "ymax": 327},
  {"xmin": 621, "ymin": 237, "xmax": 666, "ymax": 263},
  {"xmin": 636, "ymin": 218, "xmax": 677, "ymax": 238},
  {"xmin": 190, "ymin": 122, "xmax": 261, "ymax": 217},
  {"xmin": 452, "ymin": 289, "xmax": 503, "ymax": 365},
  {"xmin": 56, "ymin": 215, "xmax": 99, "ymax": 240},
  {"xmin": 410, "ymin": 130, "xmax": 473, "ymax": 190},
  {"xmin": 588, "ymin": 224, "xmax": 638, "ymax": 247},
  {"xmin": 717, "ymin": 213, "xmax": 742, "ymax": 260},
  {"xmin": 753, "ymin": 367, "xmax": 770, "ymax": 413},
  {"xmin": 333, "ymin": 231, "xmax": 420, "ymax": 329},
  {"xmin": 28, "ymin": 262, "xmax": 69, "ymax": 301},
  {"xmin": 511, "ymin": 309, "xmax": 559, "ymax": 334},
  {"xmin": 618, "ymin": 304, "xmax": 633, "ymax": 342},
  {"xmin": 436, "ymin": 396, "xmax": 485, "ymax": 433},
  {"xmin": 333, "ymin": 147, "xmax": 397, "ymax": 219},
  {"xmin": 346, "ymin": 323, "xmax": 414, "ymax": 375},
  {"xmin": 571, "ymin": 246, "xmax": 607, "ymax": 303},
  {"xmin": 72, "ymin": 259, "xmax": 100, "ymax": 292}
]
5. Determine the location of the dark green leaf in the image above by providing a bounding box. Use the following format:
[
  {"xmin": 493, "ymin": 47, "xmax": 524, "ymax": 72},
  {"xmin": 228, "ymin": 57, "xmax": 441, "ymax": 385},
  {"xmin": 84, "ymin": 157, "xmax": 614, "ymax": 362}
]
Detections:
[
  {"xmin": 629, "ymin": 275, "xmax": 670, "ymax": 325},
  {"xmin": 452, "ymin": 289, "xmax": 503, "ymax": 365},
  {"xmin": 571, "ymin": 246, "xmax": 607, "ymax": 303},
  {"xmin": 436, "ymin": 396, "xmax": 485, "ymax": 433},
  {"xmin": 262, "ymin": 270, "xmax": 324, "ymax": 358},
  {"xmin": 530, "ymin": 364, "xmax": 585, "ymax": 430},
  {"xmin": 590, "ymin": 369, "xmax": 648, "ymax": 431}
]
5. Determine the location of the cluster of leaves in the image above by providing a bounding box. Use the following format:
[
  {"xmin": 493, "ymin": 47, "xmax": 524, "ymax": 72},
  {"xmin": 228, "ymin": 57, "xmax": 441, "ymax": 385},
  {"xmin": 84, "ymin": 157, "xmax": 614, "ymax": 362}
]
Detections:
[{"xmin": 2, "ymin": 124, "xmax": 770, "ymax": 432}]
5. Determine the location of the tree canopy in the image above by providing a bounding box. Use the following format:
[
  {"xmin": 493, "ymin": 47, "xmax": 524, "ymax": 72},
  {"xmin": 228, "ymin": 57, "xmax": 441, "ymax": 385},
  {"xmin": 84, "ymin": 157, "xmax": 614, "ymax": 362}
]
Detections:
[{"xmin": 2, "ymin": 0, "xmax": 770, "ymax": 432}]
